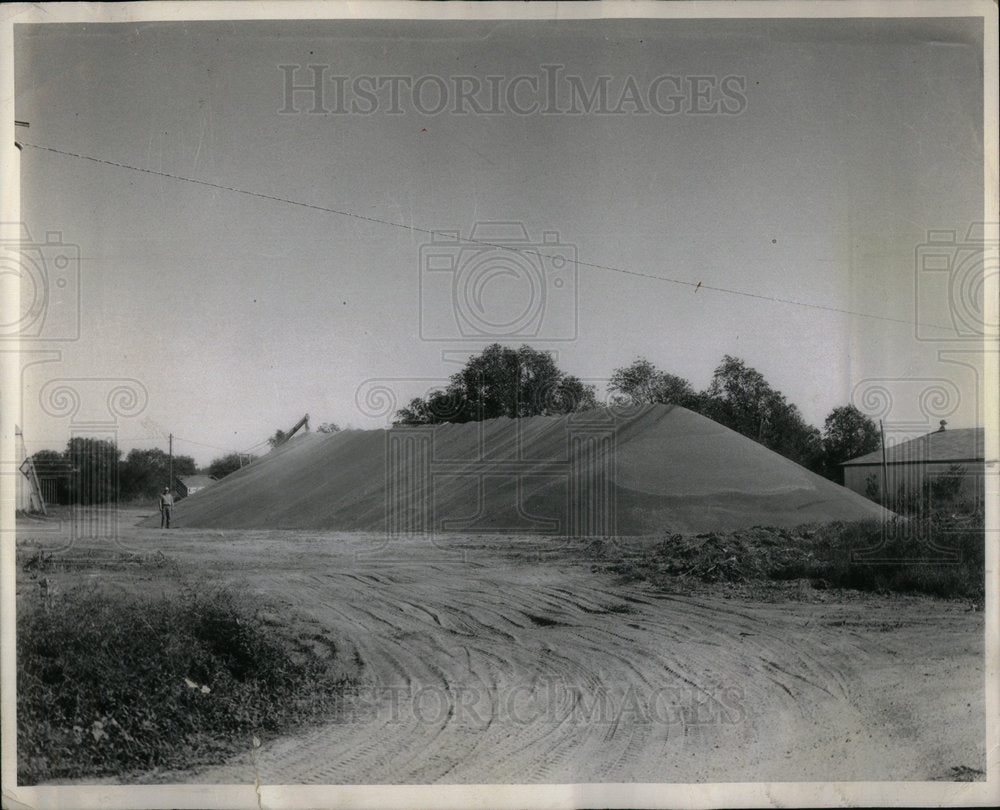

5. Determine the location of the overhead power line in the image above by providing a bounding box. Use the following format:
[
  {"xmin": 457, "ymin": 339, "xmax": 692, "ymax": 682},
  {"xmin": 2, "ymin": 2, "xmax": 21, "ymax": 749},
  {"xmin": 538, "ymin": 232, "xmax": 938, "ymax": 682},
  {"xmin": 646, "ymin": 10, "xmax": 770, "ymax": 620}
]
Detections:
[
  {"xmin": 170, "ymin": 434, "xmax": 244, "ymax": 453},
  {"xmin": 18, "ymin": 140, "xmax": 951, "ymax": 331},
  {"xmin": 104, "ymin": 434, "xmax": 267, "ymax": 456}
]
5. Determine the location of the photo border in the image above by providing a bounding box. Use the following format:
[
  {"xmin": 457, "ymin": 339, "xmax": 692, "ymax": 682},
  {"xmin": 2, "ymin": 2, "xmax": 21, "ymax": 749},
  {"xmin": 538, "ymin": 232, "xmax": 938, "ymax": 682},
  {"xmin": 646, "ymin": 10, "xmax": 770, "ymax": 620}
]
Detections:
[{"xmin": 1, "ymin": 2, "xmax": 997, "ymax": 808}]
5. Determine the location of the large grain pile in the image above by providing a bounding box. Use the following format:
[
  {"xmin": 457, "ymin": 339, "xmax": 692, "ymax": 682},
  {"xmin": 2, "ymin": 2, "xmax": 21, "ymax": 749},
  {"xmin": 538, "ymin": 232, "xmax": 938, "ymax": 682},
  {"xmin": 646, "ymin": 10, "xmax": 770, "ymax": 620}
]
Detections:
[{"xmin": 153, "ymin": 404, "xmax": 887, "ymax": 533}]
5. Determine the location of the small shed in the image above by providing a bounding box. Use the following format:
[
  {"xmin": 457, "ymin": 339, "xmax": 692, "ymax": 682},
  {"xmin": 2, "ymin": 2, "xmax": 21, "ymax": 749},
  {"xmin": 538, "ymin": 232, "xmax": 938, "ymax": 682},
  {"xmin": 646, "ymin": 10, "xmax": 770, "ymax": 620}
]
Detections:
[
  {"xmin": 841, "ymin": 426, "xmax": 986, "ymax": 508},
  {"xmin": 176, "ymin": 475, "xmax": 216, "ymax": 499},
  {"xmin": 15, "ymin": 426, "xmax": 45, "ymax": 513}
]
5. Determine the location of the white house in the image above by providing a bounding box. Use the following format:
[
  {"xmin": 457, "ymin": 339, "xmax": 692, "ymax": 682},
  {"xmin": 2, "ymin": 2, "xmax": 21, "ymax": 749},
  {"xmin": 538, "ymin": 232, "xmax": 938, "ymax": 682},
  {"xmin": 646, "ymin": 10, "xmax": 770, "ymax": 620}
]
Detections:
[{"xmin": 841, "ymin": 426, "xmax": 986, "ymax": 508}]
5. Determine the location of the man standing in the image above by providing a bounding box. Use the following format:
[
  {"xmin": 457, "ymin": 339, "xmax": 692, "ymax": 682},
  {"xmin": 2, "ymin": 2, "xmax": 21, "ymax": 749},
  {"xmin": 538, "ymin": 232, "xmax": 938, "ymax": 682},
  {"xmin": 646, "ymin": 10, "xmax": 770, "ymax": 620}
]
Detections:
[{"xmin": 159, "ymin": 487, "xmax": 174, "ymax": 528}]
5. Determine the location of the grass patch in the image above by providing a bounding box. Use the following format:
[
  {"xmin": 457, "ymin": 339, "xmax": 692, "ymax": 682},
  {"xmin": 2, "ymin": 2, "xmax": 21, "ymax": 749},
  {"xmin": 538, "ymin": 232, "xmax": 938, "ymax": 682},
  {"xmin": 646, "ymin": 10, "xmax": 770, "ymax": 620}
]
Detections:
[
  {"xmin": 598, "ymin": 510, "xmax": 985, "ymax": 604},
  {"xmin": 17, "ymin": 584, "xmax": 356, "ymax": 783}
]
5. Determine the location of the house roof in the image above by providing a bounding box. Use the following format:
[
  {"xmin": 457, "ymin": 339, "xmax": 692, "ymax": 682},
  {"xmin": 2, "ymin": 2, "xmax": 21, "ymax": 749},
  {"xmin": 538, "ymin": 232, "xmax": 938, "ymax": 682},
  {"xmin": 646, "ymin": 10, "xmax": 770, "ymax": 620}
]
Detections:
[
  {"xmin": 178, "ymin": 475, "xmax": 216, "ymax": 489},
  {"xmin": 841, "ymin": 427, "xmax": 985, "ymax": 466}
]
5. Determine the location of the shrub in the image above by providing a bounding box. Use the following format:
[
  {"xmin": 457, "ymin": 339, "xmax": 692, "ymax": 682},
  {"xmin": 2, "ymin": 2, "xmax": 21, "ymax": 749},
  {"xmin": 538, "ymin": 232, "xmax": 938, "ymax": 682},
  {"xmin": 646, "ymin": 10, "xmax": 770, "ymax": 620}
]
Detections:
[{"xmin": 823, "ymin": 511, "xmax": 985, "ymax": 600}]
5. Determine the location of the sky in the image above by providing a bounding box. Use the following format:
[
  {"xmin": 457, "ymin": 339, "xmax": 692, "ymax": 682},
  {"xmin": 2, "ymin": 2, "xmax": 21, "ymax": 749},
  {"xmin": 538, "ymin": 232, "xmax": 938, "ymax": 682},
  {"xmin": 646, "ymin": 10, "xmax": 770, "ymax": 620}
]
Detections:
[{"xmin": 12, "ymin": 14, "xmax": 987, "ymax": 467}]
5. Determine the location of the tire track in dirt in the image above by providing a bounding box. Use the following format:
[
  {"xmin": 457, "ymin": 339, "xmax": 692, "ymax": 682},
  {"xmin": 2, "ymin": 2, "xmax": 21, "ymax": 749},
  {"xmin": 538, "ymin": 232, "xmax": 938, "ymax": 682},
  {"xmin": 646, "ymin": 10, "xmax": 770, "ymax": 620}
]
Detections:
[{"xmin": 124, "ymin": 530, "xmax": 983, "ymax": 785}]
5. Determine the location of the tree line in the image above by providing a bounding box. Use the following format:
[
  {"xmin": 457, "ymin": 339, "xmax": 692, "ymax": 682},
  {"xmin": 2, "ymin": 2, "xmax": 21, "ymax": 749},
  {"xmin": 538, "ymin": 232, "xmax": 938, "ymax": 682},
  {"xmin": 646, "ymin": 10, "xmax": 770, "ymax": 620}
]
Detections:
[
  {"xmin": 393, "ymin": 344, "xmax": 880, "ymax": 482},
  {"xmin": 28, "ymin": 444, "xmax": 266, "ymax": 505},
  {"xmin": 29, "ymin": 425, "xmax": 344, "ymax": 506},
  {"xmin": 29, "ymin": 444, "xmax": 197, "ymax": 505}
]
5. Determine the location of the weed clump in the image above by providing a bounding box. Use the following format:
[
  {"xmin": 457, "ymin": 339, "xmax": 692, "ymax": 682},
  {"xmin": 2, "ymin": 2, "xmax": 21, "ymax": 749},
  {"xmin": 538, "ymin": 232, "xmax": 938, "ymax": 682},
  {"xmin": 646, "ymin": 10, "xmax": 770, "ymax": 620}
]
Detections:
[{"xmin": 17, "ymin": 587, "xmax": 354, "ymax": 783}]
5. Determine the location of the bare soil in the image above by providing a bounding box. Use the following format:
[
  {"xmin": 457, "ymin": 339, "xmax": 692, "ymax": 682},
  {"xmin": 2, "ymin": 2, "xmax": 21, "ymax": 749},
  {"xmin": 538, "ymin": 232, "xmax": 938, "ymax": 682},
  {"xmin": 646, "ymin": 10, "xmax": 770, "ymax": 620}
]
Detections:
[{"xmin": 17, "ymin": 508, "xmax": 984, "ymax": 784}]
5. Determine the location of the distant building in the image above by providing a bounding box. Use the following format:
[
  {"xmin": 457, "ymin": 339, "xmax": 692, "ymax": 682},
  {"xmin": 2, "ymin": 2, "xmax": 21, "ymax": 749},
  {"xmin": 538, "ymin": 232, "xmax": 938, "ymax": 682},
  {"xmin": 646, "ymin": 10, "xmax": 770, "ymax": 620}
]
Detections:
[
  {"xmin": 176, "ymin": 475, "xmax": 216, "ymax": 499},
  {"xmin": 840, "ymin": 425, "xmax": 987, "ymax": 508}
]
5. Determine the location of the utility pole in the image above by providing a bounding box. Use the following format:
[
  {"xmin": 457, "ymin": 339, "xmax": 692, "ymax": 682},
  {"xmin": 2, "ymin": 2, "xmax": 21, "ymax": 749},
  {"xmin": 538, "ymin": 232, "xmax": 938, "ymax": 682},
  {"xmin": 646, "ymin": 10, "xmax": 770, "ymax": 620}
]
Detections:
[{"xmin": 168, "ymin": 433, "xmax": 173, "ymax": 491}]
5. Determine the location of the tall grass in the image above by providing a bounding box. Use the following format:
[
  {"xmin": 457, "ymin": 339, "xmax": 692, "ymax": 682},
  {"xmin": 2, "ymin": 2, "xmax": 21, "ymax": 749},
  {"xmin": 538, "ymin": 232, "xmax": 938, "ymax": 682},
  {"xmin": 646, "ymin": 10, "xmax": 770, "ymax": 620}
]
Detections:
[
  {"xmin": 17, "ymin": 586, "xmax": 354, "ymax": 783},
  {"xmin": 775, "ymin": 511, "xmax": 985, "ymax": 600}
]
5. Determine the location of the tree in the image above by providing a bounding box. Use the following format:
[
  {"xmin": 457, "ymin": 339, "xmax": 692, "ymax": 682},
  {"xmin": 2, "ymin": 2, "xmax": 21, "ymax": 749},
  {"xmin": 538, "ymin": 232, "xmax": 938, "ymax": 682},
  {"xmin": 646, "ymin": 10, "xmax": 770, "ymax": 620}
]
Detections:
[
  {"xmin": 765, "ymin": 396, "xmax": 823, "ymax": 473},
  {"xmin": 607, "ymin": 358, "xmax": 697, "ymax": 407},
  {"xmin": 821, "ymin": 405, "xmax": 880, "ymax": 482},
  {"xmin": 267, "ymin": 429, "xmax": 287, "ymax": 448},
  {"xmin": 702, "ymin": 356, "xmax": 774, "ymax": 439},
  {"xmin": 553, "ymin": 374, "xmax": 599, "ymax": 414},
  {"xmin": 395, "ymin": 396, "xmax": 439, "ymax": 426},
  {"xmin": 394, "ymin": 344, "xmax": 596, "ymax": 425},
  {"xmin": 64, "ymin": 437, "xmax": 122, "ymax": 505},
  {"xmin": 207, "ymin": 452, "xmax": 258, "ymax": 479},
  {"xmin": 316, "ymin": 422, "xmax": 340, "ymax": 434},
  {"xmin": 119, "ymin": 448, "xmax": 196, "ymax": 501},
  {"xmin": 700, "ymin": 356, "xmax": 822, "ymax": 470}
]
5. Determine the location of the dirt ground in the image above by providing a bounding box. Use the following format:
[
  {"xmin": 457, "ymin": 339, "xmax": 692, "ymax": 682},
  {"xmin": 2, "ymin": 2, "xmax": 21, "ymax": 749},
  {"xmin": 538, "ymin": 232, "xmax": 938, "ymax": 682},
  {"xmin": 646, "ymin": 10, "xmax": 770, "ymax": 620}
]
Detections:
[{"xmin": 16, "ymin": 509, "xmax": 985, "ymax": 784}]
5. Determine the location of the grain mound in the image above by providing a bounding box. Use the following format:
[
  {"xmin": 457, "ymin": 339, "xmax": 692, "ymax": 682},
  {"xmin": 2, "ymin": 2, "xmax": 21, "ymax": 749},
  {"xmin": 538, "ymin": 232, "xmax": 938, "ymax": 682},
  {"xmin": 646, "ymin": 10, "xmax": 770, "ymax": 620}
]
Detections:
[{"xmin": 150, "ymin": 404, "xmax": 888, "ymax": 533}]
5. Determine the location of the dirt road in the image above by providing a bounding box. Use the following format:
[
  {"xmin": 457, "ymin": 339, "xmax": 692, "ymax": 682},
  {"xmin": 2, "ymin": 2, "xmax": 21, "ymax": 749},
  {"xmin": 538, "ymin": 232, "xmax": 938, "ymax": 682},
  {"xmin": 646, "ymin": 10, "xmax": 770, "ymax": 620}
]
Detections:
[{"xmin": 22, "ymin": 516, "xmax": 985, "ymax": 784}]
